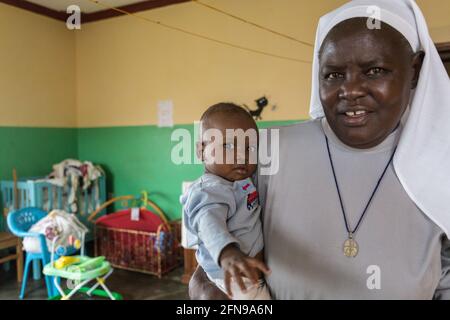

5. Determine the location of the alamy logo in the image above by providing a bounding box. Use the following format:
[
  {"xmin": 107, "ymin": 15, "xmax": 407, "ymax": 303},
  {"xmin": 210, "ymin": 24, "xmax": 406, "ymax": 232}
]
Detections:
[
  {"xmin": 66, "ymin": 5, "xmax": 81, "ymax": 30},
  {"xmin": 366, "ymin": 6, "xmax": 381, "ymax": 30},
  {"xmin": 170, "ymin": 122, "xmax": 280, "ymax": 176},
  {"xmin": 366, "ymin": 265, "xmax": 381, "ymax": 290}
]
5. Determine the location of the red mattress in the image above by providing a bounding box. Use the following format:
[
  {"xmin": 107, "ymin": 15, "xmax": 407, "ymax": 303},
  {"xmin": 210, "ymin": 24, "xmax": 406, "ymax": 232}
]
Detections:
[{"xmin": 96, "ymin": 208, "xmax": 166, "ymax": 233}]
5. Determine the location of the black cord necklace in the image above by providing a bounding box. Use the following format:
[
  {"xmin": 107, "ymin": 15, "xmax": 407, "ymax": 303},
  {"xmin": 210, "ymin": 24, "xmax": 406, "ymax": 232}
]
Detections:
[{"xmin": 324, "ymin": 135, "xmax": 397, "ymax": 258}]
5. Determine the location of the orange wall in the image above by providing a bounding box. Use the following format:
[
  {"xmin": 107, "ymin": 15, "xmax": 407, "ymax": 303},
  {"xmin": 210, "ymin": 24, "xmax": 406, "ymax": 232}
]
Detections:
[
  {"xmin": 0, "ymin": 3, "xmax": 76, "ymax": 127},
  {"xmin": 1, "ymin": 0, "xmax": 449, "ymax": 128},
  {"xmin": 74, "ymin": 0, "xmax": 450, "ymax": 127}
]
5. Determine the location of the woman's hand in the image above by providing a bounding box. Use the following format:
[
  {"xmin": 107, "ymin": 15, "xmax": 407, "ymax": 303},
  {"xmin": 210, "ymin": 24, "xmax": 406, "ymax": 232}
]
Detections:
[
  {"xmin": 219, "ymin": 244, "xmax": 271, "ymax": 298},
  {"xmin": 189, "ymin": 265, "xmax": 229, "ymax": 300}
]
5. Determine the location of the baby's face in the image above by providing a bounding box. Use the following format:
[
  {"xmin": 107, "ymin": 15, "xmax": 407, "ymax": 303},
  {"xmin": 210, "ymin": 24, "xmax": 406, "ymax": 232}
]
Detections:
[{"xmin": 200, "ymin": 115, "xmax": 258, "ymax": 182}]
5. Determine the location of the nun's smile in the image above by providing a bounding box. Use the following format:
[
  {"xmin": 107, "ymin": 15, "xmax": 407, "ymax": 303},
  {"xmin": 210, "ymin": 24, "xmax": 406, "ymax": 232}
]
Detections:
[
  {"xmin": 339, "ymin": 107, "xmax": 374, "ymax": 127},
  {"xmin": 318, "ymin": 18, "xmax": 423, "ymax": 149}
]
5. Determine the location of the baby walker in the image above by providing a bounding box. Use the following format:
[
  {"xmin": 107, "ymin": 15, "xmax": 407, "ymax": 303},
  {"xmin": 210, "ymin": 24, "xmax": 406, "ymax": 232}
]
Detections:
[{"xmin": 43, "ymin": 227, "xmax": 123, "ymax": 300}]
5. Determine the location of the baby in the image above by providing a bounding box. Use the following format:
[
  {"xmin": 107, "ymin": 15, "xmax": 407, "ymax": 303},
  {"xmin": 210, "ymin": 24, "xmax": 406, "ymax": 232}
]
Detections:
[{"xmin": 181, "ymin": 102, "xmax": 271, "ymax": 300}]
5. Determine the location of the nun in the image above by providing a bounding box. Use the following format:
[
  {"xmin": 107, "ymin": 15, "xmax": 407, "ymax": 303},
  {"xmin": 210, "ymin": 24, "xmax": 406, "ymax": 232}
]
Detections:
[{"xmin": 189, "ymin": 0, "xmax": 450, "ymax": 299}]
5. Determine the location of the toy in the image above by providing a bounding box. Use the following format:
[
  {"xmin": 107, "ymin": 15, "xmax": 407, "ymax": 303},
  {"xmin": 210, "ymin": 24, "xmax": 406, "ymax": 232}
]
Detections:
[
  {"xmin": 45, "ymin": 226, "xmax": 61, "ymax": 240},
  {"xmin": 43, "ymin": 231, "xmax": 122, "ymax": 300},
  {"xmin": 54, "ymin": 256, "xmax": 80, "ymax": 270},
  {"xmin": 66, "ymin": 256, "xmax": 105, "ymax": 273},
  {"xmin": 68, "ymin": 235, "xmax": 81, "ymax": 249}
]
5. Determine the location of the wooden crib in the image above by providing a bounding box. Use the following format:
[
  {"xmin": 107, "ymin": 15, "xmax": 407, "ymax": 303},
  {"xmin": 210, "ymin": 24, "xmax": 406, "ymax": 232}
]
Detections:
[{"xmin": 0, "ymin": 174, "xmax": 106, "ymax": 240}]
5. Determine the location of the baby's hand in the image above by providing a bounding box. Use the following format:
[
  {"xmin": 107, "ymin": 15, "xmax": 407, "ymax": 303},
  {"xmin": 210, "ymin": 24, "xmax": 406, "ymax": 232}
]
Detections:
[{"xmin": 219, "ymin": 244, "xmax": 271, "ymax": 297}]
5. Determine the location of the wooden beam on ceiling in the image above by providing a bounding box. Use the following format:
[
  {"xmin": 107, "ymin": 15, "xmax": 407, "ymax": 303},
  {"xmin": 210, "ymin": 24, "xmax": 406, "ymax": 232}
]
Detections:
[{"xmin": 0, "ymin": 0, "xmax": 191, "ymax": 23}]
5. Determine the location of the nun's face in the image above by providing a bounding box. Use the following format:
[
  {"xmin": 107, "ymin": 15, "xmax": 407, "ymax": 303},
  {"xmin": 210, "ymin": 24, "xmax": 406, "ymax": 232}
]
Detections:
[{"xmin": 319, "ymin": 19, "xmax": 423, "ymax": 149}]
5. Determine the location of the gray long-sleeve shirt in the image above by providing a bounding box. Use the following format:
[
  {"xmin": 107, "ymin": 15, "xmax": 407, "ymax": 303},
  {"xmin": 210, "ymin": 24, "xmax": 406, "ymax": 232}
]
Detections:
[
  {"xmin": 181, "ymin": 174, "xmax": 264, "ymax": 280},
  {"xmin": 257, "ymin": 118, "xmax": 450, "ymax": 299}
]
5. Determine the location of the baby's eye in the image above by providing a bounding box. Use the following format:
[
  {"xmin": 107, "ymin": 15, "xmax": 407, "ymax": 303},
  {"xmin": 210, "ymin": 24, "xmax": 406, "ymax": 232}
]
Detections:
[
  {"xmin": 366, "ymin": 67, "xmax": 385, "ymax": 76},
  {"xmin": 223, "ymin": 143, "xmax": 234, "ymax": 150},
  {"xmin": 248, "ymin": 146, "xmax": 257, "ymax": 153},
  {"xmin": 325, "ymin": 72, "xmax": 344, "ymax": 80}
]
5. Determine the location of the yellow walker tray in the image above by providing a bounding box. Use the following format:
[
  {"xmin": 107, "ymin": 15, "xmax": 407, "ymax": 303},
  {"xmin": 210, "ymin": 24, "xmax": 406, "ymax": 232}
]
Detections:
[{"xmin": 44, "ymin": 256, "xmax": 111, "ymax": 281}]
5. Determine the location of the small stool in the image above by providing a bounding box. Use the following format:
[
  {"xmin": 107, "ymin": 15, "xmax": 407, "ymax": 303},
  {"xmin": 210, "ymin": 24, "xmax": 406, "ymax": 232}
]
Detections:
[{"xmin": 0, "ymin": 232, "xmax": 23, "ymax": 282}]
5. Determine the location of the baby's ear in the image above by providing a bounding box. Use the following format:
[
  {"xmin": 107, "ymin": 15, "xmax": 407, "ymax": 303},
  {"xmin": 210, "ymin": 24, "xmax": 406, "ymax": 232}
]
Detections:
[{"xmin": 196, "ymin": 141, "xmax": 204, "ymax": 161}]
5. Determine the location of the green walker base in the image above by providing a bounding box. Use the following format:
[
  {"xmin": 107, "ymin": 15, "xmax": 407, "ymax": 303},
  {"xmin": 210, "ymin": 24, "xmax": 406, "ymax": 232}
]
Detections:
[{"xmin": 49, "ymin": 287, "xmax": 123, "ymax": 300}]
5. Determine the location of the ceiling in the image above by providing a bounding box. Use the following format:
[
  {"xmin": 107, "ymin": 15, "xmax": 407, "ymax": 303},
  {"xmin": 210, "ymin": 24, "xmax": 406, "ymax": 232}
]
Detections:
[
  {"xmin": 25, "ymin": 0, "xmax": 147, "ymax": 13},
  {"xmin": 4, "ymin": 0, "xmax": 450, "ymax": 29},
  {"xmin": 1, "ymin": 0, "xmax": 190, "ymax": 22}
]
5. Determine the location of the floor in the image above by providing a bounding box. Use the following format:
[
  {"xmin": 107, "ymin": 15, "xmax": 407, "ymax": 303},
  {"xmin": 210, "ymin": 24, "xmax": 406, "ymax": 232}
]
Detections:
[
  {"xmin": 0, "ymin": 243, "xmax": 189, "ymax": 300},
  {"xmin": 0, "ymin": 264, "xmax": 189, "ymax": 300}
]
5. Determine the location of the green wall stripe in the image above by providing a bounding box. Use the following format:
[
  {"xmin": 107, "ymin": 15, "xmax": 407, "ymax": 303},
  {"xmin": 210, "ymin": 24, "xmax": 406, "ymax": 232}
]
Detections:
[
  {"xmin": 77, "ymin": 120, "xmax": 302, "ymax": 221},
  {"xmin": 0, "ymin": 120, "xmax": 302, "ymax": 229},
  {"xmin": 0, "ymin": 127, "xmax": 78, "ymax": 229}
]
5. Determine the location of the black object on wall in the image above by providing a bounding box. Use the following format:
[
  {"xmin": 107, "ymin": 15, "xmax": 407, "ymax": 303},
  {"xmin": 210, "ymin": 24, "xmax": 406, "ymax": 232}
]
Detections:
[{"xmin": 243, "ymin": 96, "xmax": 277, "ymax": 121}]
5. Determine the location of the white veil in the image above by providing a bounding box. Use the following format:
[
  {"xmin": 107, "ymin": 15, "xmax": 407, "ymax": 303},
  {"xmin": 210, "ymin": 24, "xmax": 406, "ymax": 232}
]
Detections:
[{"xmin": 309, "ymin": 0, "xmax": 450, "ymax": 237}]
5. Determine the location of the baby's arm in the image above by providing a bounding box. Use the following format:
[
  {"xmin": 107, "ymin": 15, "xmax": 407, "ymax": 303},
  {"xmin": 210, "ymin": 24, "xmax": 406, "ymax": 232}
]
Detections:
[
  {"xmin": 219, "ymin": 245, "xmax": 270, "ymax": 297},
  {"xmin": 184, "ymin": 184, "xmax": 270, "ymax": 297},
  {"xmin": 184, "ymin": 185, "xmax": 240, "ymax": 266},
  {"xmin": 188, "ymin": 203, "xmax": 240, "ymax": 265}
]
